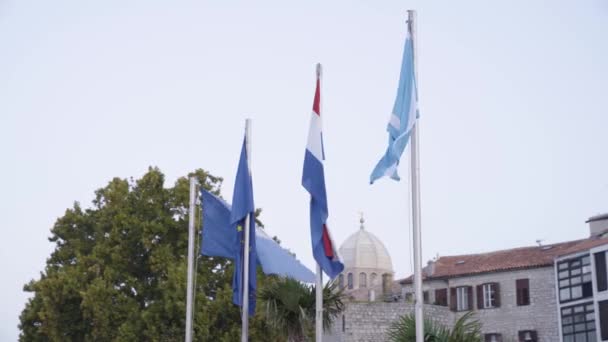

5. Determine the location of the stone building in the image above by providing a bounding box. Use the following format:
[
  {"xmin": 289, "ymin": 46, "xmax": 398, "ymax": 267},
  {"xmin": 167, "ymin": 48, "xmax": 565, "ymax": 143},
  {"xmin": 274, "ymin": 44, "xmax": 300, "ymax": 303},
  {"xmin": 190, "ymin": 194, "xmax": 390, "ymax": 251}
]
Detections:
[
  {"xmin": 326, "ymin": 213, "xmax": 608, "ymax": 342},
  {"xmin": 336, "ymin": 217, "xmax": 394, "ymax": 298}
]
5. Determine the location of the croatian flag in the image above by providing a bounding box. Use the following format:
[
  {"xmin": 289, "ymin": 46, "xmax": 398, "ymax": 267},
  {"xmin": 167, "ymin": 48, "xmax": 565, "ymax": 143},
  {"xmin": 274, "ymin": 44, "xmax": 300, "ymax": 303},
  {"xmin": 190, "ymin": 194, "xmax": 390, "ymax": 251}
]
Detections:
[
  {"xmin": 370, "ymin": 23, "xmax": 419, "ymax": 184},
  {"xmin": 302, "ymin": 64, "xmax": 344, "ymax": 279}
]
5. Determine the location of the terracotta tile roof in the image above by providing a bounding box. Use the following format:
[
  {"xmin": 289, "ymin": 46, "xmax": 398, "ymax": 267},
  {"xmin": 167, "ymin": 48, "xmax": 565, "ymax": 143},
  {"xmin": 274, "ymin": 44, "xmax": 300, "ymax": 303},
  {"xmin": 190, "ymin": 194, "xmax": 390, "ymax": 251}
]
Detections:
[{"xmin": 400, "ymin": 236, "xmax": 608, "ymax": 283}]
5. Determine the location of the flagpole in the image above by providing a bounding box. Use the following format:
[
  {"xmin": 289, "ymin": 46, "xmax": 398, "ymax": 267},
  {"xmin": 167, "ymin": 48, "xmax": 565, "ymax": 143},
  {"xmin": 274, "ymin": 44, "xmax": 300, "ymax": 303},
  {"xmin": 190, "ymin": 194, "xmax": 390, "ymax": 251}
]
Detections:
[
  {"xmin": 185, "ymin": 176, "xmax": 198, "ymax": 342},
  {"xmin": 315, "ymin": 62, "xmax": 324, "ymax": 342},
  {"xmin": 407, "ymin": 9, "xmax": 424, "ymax": 342},
  {"xmin": 316, "ymin": 264, "xmax": 323, "ymax": 342},
  {"xmin": 241, "ymin": 118, "xmax": 252, "ymax": 342}
]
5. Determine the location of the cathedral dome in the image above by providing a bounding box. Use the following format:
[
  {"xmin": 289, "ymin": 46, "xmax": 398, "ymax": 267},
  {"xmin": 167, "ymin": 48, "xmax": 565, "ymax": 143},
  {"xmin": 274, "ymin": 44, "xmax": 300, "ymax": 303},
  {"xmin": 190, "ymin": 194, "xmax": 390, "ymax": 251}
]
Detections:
[{"xmin": 339, "ymin": 218, "xmax": 393, "ymax": 273}]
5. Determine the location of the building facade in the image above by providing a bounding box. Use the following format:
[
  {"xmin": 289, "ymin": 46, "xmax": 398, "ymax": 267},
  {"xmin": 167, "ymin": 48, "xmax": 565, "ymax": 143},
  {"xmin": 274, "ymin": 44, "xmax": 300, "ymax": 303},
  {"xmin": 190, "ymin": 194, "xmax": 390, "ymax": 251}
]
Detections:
[
  {"xmin": 554, "ymin": 214, "xmax": 608, "ymax": 342},
  {"xmin": 328, "ymin": 213, "xmax": 608, "ymax": 342}
]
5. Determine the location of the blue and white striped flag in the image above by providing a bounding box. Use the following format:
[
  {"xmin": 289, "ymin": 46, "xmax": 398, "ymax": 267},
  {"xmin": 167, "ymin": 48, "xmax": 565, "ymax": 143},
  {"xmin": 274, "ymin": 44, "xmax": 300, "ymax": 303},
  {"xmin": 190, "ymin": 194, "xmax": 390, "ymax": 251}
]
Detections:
[{"xmin": 370, "ymin": 24, "xmax": 419, "ymax": 184}]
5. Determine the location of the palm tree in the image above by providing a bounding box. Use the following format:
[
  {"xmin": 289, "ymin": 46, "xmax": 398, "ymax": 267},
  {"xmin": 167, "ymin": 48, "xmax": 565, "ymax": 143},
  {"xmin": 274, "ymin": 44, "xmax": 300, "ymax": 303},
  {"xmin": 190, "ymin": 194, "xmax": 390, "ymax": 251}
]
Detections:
[
  {"xmin": 258, "ymin": 277, "xmax": 345, "ymax": 342},
  {"xmin": 387, "ymin": 311, "xmax": 482, "ymax": 342}
]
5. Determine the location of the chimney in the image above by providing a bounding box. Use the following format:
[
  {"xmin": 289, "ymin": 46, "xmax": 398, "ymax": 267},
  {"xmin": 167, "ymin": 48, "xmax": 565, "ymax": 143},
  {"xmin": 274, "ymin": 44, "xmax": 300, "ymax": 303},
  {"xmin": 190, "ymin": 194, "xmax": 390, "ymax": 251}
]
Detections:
[
  {"xmin": 425, "ymin": 260, "xmax": 435, "ymax": 277},
  {"xmin": 587, "ymin": 213, "xmax": 608, "ymax": 237}
]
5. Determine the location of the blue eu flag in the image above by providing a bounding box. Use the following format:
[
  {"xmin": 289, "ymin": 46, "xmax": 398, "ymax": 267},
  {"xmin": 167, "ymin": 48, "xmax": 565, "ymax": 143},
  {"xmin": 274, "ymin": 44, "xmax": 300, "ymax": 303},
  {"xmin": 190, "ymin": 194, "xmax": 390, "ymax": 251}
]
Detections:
[
  {"xmin": 200, "ymin": 190, "xmax": 236, "ymax": 259},
  {"xmin": 231, "ymin": 137, "xmax": 256, "ymax": 315}
]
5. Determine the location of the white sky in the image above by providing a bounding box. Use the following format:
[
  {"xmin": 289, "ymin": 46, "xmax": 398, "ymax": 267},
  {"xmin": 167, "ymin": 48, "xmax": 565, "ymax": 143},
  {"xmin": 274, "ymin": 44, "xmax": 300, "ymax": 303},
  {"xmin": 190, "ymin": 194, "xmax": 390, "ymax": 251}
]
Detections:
[{"xmin": 1, "ymin": 0, "xmax": 608, "ymax": 340}]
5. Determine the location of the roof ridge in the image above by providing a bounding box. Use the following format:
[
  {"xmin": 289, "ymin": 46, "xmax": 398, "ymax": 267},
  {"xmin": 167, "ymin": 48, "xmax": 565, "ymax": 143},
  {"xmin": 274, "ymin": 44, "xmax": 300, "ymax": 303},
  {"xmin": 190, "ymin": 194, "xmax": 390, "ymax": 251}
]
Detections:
[{"xmin": 436, "ymin": 237, "xmax": 591, "ymax": 260}]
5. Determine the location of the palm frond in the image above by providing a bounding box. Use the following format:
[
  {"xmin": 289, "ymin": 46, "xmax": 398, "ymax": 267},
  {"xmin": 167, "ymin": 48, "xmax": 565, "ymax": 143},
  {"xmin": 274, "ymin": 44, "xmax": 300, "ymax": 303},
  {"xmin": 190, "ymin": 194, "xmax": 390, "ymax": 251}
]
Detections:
[
  {"xmin": 257, "ymin": 277, "xmax": 346, "ymax": 341},
  {"xmin": 387, "ymin": 311, "xmax": 482, "ymax": 342}
]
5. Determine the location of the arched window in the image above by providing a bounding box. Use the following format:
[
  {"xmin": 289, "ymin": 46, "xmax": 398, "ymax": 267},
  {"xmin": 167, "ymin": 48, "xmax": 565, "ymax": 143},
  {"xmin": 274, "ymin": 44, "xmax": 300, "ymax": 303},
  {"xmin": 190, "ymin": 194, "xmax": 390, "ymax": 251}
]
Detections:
[
  {"xmin": 347, "ymin": 273, "xmax": 354, "ymax": 289},
  {"xmin": 370, "ymin": 273, "xmax": 378, "ymax": 287},
  {"xmin": 339, "ymin": 274, "xmax": 344, "ymax": 288},
  {"xmin": 359, "ymin": 272, "xmax": 367, "ymax": 288}
]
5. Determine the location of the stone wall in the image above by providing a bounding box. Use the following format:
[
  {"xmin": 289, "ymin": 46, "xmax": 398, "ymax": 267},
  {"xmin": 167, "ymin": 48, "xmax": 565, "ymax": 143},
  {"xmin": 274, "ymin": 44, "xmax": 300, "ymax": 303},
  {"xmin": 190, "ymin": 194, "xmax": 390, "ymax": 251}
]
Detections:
[
  {"xmin": 324, "ymin": 303, "xmax": 452, "ymax": 342},
  {"xmin": 402, "ymin": 267, "xmax": 559, "ymax": 342},
  {"xmin": 446, "ymin": 267, "xmax": 558, "ymax": 342},
  {"xmin": 327, "ymin": 267, "xmax": 560, "ymax": 342}
]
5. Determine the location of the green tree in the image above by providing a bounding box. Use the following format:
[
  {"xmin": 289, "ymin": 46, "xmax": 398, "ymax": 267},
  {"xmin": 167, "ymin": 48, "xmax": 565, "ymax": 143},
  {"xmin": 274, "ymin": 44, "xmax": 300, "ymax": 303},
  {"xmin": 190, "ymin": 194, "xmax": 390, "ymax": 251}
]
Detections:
[
  {"xmin": 387, "ymin": 311, "xmax": 482, "ymax": 342},
  {"xmin": 19, "ymin": 167, "xmax": 284, "ymax": 342},
  {"xmin": 258, "ymin": 277, "xmax": 345, "ymax": 342}
]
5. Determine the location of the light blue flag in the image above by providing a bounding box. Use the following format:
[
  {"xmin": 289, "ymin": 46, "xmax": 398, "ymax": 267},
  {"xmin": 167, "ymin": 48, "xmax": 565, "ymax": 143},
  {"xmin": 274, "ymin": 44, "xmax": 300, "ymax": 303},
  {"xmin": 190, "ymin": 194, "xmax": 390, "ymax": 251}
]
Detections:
[
  {"xmin": 255, "ymin": 228, "xmax": 315, "ymax": 283},
  {"xmin": 370, "ymin": 23, "xmax": 419, "ymax": 184}
]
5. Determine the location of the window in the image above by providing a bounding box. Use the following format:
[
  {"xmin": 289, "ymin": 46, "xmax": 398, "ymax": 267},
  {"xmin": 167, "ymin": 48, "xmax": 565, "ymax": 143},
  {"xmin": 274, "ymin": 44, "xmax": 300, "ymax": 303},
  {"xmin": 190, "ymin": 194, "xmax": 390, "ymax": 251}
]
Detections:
[
  {"xmin": 516, "ymin": 279, "xmax": 530, "ymax": 306},
  {"xmin": 457, "ymin": 287, "xmax": 469, "ymax": 311},
  {"xmin": 599, "ymin": 300, "xmax": 608, "ymax": 340},
  {"xmin": 595, "ymin": 251, "xmax": 607, "ymax": 292},
  {"xmin": 342, "ymin": 315, "xmax": 345, "ymax": 332},
  {"xmin": 347, "ymin": 273, "xmax": 353, "ymax": 289},
  {"xmin": 477, "ymin": 283, "xmax": 500, "ymax": 309},
  {"xmin": 423, "ymin": 291, "xmax": 429, "ymax": 304},
  {"xmin": 561, "ymin": 302, "xmax": 595, "ymax": 342},
  {"xmin": 370, "ymin": 273, "xmax": 378, "ymax": 287},
  {"xmin": 339, "ymin": 274, "xmax": 344, "ymax": 289},
  {"xmin": 359, "ymin": 273, "xmax": 367, "ymax": 288},
  {"xmin": 558, "ymin": 255, "xmax": 592, "ymax": 303},
  {"xmin": 452, "ymin": 286, "xmax": 471, "ymax": 311},
  {"xmin": 435, "ymin": 288, "xmax": 448, "ymax": 306},
  {"xmin": 484, "ymin": 284, "xmax": 495, "ymax": 308},
  {"xmin": 518, "ymin": 330, "xmax": 537, "ymax": 342},
  {"xmin": 484, "ymin": 333, "xmax": 502, "ymax": 342}
]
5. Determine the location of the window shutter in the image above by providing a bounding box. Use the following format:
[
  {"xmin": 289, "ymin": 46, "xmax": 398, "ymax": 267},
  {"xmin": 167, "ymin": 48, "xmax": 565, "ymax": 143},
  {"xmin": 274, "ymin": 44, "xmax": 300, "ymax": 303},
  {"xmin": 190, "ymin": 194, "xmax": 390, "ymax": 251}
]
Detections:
[
  {"xmin": 493, "ymin": 282, "xmax": 500, "ymax": 307},
  {"xmin": 484, "ymin": 334, "xmax": 492, "ymax": 342},
  {"xmin": 450, "ymin": 288, "xmax": 457, "ymax": 311},
  {"xmin": 599, "ymin": 300, "xmax": 608, "ymax": 340},
  {"xmin": 530, "ymin": 331, "xmax": 537, "ymax": 341},
  {"xmin": 523, "ymin": 279, "xmax": 530, "ymax": 305},
  {"xmin": 477, "ymin": 285, "xmax": 483, "ymax": 309},
  {"xmin": 516, "ymin": 279, "xmax": 529, "ymax": 306},
  {"xmin": 435, "ymin": 288, "xmax": 447, "ymax": 306},
  {"xmin": 466, "ymin": 286, "xmax": 473, "ymax": 310},
  {"xmin": 595, "ymin": 252, "xmax": 608, "ymax": 292},
  {"xmin": 516, "ymin": 280, "xmax": 522, "ymax": 305}
]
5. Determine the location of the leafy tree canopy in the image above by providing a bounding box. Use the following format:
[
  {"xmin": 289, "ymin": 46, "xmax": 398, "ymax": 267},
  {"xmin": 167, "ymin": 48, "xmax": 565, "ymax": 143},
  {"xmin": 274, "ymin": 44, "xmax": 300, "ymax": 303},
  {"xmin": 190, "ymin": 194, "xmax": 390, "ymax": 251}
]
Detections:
[{"xmin": 19, "ymin": 167, "xmax": 284, "ymax": 342}]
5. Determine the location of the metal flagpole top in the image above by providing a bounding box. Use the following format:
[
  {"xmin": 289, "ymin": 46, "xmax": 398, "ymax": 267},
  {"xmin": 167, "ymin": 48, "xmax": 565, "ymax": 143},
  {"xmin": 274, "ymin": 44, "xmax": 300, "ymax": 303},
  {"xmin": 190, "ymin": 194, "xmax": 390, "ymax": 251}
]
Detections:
[
  {"xmin": 316, "ymin": 63, "xmax": 322, "ymax": 78},
  {"xmin": 407, "ymin": 10, "xmax": 416, "ymax": 33},
  {"xmin": 245, "ymin": 118, "xmax": 252, "ymax": 173}
]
